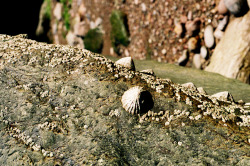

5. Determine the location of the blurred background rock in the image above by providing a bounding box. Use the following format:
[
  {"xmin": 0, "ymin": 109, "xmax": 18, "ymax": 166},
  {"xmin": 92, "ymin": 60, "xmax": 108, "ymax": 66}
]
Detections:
[{"xmin": 0, "ymin": 0, "xmax": 249, "ymax": 84}]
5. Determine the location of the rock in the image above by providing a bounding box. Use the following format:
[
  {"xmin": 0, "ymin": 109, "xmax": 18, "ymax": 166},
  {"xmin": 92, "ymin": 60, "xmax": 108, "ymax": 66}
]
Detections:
[
  {"xmin": 218, "ymin": 0, "xmax": 228, "ymax": 14},
  {"xmin": 161, "ymin": 49, "xmax": 167, "ymax": 55},
  {"xmin": 181, "ymin": 82, "xmax": 198, "ymax": 91},
  {"xmin": 174, "ymin": 23, "xmax": 183, "ymax": 37},
  {"xmin": 140, "ymin": 69, "xmax": 155, "ymax": 76},
  {"xmin": 187, "ymin": 37, "xmax": 198, "ymax": 51},
  {"xmin": 217, "ymin": 15, "xmax": 229, "ymax": 31},
  {"xmin": 204, "ymin": 25, "xmax": 215, "ymax": 48},
  {"xmin": 0, "ymin": 34, "xmax": 249, "ymax": 165},
  {"xmin": 78, "ymin": 3, "xmax": 86, "ymax": 19},
  {"xmin": 187, "ymin": 11, "xmax": 193, "ymax": 20},
  {"xmin": 141, "ymin": 3, "xmax": 147, "ymax": 12},
  {"xmin": 115, "ymin": 57, "xmax": 136, "ymax": 71},
  {"xmin": 224, "ymin": 0, "xmax": 249, "ymax": 17},
  {"xmin": 211, "ymin": 91, "xmax": 234, "ymax": 102},
  {"xmin": 185, "ymin": 18, "xmax": 201, "ymax": 36},
  {"xmin": 214, "ymin": 28, "xmax": 224, "ymax": 39},
  {"xmin": 74, "ymin": 21, "xmax": 88, "ymax": 37},
  {"xmin": 66, "ymin": 31, "xmax": 84, "ymax": 48},
  {"xmin": 180, "ymin": 15, "xmax": 188, "ymax": 23},
  {"xmin": 53, "ymin": 2, "xmax": 62, "ymax": 21},
  {"xmin": 193, "ymin": 54, "xmax": 202, "ymax": 69},
  {"xmin": 178, "ymin": 50, "xmax": 189, "ymax": 66},
  {"xmin": 200, "ymin": 46, "xmax": 208, "ymax": 59},
  {"xmin": 205, "ymin": 11, "xmax": 250, "ymax": 83},
  {"xmin": 197, "ymin": 87, "xmax": 207, "ymax": 95}
]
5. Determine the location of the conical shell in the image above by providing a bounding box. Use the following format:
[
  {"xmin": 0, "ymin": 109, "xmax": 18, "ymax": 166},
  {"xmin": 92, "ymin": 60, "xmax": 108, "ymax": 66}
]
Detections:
[
  {"xmin": 121, "ymin": 86, "xmax": 154, "ymax": 115},
  {"xmin": 115, "ymin": 57, "xmax": 135, "ymax": 71}
]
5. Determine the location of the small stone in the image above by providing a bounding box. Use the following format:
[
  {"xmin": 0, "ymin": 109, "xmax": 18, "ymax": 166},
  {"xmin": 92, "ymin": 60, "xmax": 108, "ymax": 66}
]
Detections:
[
  {"xmin": 200, "ymin": 46, "xmax": 208, "ymax": 59},
  {"xmin": 140, "ymin": 69, "xmax": 155, "ymax": 76},
  {"xmin": 161, "ymin": 49, "xmax": 167, "ymax": 55},
  {"xmin": 53, "ymin": 2, "xmax": 62, "ymax": 21},
  {"xmin": 193, "ymin": 54, "xmax": 202, "ymax": 69},
  {"xmin": 187, "ymin": 11, "xmax": 193, "ymax": 20},
  {"xmin": 197, "ymin": 87, "xmax": 207, "ymax": 95},
  {"xmin": 115, "ymin": 57, "xmax": 136, "ymax": 71},
  {"xmin": 187, "ymin": 37, "xmax": 198, "ymax": 51},
  {"xmin": 224, "ymin": 0, "xmax": 249, "ymax": 17},
  {"xmin": 174, "ymin": 23, "xmax": 183, "ymax": 37},
  {"xmin": 178, "ymin": 50, "xmax": 189, "ymax": 66},
  {"xmin": 180, "ymin": 15, "xmax": 188, "ymax": 23},
  {"xmin": 78, "ymin": 3, "xmax": 86, "ymax": 18},
  {"xmin": 218, "ymin": 0, "xmax": 228, "ymax": 14},
  {"xmin": 211, "ymin": 91, "xmax": 234, "ymax": 102},
  {"xmin": 214, "ymin": 28, "xmax": 224, "ymax": 39},
  {"xmin": 217, "ymin": 15, "xmax": 229, "ymax": 31},
  {"xmin": 141, "ymin": 3, "xmax": 147, "ymax": 12},
  {"xmin": 204, "ymin": 25, "xmax": 215, "ymax": 48},
  {"xmin": 185, "ymin": 18, "xmax": 201, "ymax": 36},
  {"xmin": 182, "ymin": 82, "xmax": 198, "ymax": 91}
]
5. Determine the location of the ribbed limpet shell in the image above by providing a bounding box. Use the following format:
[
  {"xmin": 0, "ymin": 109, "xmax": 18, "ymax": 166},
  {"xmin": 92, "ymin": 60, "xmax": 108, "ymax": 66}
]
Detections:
[{"xmin": 121, "ymin": 86, "xmax": 154, "ymax": 115}]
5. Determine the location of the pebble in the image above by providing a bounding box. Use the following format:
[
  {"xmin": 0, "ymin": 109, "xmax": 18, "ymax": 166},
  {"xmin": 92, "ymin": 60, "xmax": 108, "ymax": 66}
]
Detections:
[
  {"xmin": 178, "ymin": 50, "xmax": 189, "ymax": 66},
  {"xmin": 115, "ymin": 57, "xmax": 136, "ymax": 71},
  {"xmin": 174, "ymin": 23, "xmax": 183, "ymax": 37},
  {"xmin": 197, "ymin": 87, "xmax": 207, "ymax": 95},
  {"xmin": 53, "ymin": 2, "xmax": 62, "ymax": 21},
  {"xmin": 204, "ymin": 25, "xmax": 215, "ymax": 48},
  {"xmin": 218, "ymin": 0, "xmax": 228, "ymax": 14},
  {"xmin": 187, "ymin": 37, "xmax": 198, "ymax": 51},
  {"xmin": 211, "ymin": 91, "xmax": 234, "ymax": 102},
  {"xmin": 141, "ymin": 3, "xmax": 147, "ymax": 12},
  {"xmin": 214, "ymin": 28, "xmax": 224, "ymax": 39},
  {"xmin": 217, "ymin": 15, "xmax": 229, "ymax": 31},
  {"xmin": 161, "ymin": 49, "xmax": 167, "ymax": 55},
  {"xmin": 200, "ymin": 46, "xmax": 208, "ymax": 59},
  {"xmin": 185, "ymin": 18, "xmax": 201, "ymax": 36},
  {"xmin": 193, "ymin": 54, "xmax": 202, "ymax": 69},
  {"xmin": 224, "ymin": 0, "xmax": 249, "ymax": 17},
  {"xmin": 182, "ymin": 82, "xmax": 197, "ymax": 91}
]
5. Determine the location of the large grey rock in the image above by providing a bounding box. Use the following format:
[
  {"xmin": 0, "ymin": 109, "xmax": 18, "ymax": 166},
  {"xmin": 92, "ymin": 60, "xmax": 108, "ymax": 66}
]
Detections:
[
  {"xmin": 0, "ymin": 35, "xmax": 249, "ymax": 165},
  {"xmin": 205, "ymin": 11, "xmax": 250, "ymax": 83}
]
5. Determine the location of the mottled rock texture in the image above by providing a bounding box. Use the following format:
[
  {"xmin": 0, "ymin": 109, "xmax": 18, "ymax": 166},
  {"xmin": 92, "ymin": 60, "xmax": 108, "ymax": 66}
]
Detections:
[
  {"xmin": 206, "ymin": 11, "xmax": 250, "ymax": 84},
  {"xmin": 0, "ymin": 35, "xmax": 249, "ymax": 165}
]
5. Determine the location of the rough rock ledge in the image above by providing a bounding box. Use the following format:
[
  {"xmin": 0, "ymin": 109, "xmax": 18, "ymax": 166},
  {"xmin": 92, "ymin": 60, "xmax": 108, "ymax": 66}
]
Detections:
[{"xmin": 0, "ymin": 34, "xmax": 249, "ymax": 165}]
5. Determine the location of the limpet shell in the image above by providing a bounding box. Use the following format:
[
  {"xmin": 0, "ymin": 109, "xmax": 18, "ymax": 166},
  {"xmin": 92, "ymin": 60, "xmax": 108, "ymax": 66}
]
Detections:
[{"xmin": 121, "ymin": 86, "xmax": 154, "ymax": 115}]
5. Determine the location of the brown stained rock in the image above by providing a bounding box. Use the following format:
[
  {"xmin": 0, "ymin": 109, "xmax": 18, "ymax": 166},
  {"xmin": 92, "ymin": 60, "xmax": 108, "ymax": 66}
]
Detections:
[{"xmin": 205, "ymin": 11, "xmax": 250, "ymax": 84}]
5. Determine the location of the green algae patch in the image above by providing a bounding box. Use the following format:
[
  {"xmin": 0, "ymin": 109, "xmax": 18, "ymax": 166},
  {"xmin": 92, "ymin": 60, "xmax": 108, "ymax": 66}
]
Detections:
[
  {"xmin": 110, "ymin": 10, "xmax": 130, "ymax": 54},
  {"xmin": 84, "ymin": 28, "xmax": 104, "ymax": 54}
]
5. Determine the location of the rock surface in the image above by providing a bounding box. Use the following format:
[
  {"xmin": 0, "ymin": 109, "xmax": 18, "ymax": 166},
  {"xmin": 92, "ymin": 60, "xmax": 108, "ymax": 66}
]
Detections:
[
  {"xmin": 205, "ymin": 11, "xmax": 250, "ymax": 83},
  {"xmin": 0, "ymin": 35, "xmax": 249, "ymax": 165}
]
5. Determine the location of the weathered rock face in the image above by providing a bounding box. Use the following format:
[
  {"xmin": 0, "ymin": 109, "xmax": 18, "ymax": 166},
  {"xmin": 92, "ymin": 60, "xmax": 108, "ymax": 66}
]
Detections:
[
  {"xmin": 0, "ymin": 35, "xmax": 249, "ymax": 165},
  {"xmin": 205, "ymin": 11, "xmax": 250, "ymax": 84}
]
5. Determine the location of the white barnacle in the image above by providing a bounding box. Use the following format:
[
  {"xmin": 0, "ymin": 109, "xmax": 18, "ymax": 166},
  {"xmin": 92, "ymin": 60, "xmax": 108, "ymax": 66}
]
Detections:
[{"xmin": 121, "ymin": 86, "xmax": 154, "ymax": 115}]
